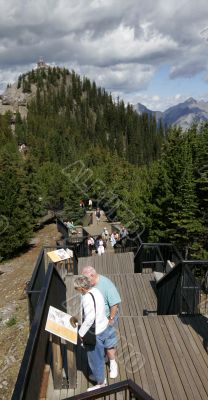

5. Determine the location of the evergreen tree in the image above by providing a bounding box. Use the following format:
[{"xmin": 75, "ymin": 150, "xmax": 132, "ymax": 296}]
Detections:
[
  {"xmin": 36, "ymin": 162, "xmax": 65, "ymax": 211},
  {"xmin": 148, "ymin": 127, "xmax": 203, "ymax": 257},
  {"xmin": 0, "ymin": 145, "xmax": 33, "ymax": 259}
]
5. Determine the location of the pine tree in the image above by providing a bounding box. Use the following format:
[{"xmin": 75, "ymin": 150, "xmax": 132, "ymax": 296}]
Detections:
[
  {"xmin": 0, "ymin": 145, "xmax": 33, "ymax": 259},
  {"xmin": 150, "ymin": 127, "xmax": 203, "ymax": 257}
]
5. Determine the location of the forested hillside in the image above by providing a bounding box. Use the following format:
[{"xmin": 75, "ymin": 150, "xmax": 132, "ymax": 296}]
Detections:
[{"xmin": 0, "ymin": 66, "xmax": 207, "ymax": 260}]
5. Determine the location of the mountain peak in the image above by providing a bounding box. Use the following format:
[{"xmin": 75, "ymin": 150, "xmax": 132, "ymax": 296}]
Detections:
[
  {"xmin": 185, "ymin": 97, "xmax": 197, "ymax": 104},
  {"xmin": 134, "ymin": 96, "xmax": 208, "ymax": 130}
]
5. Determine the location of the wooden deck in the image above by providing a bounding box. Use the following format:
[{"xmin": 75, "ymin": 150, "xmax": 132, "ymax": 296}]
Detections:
[
  {"xmin": 78, "ymin": 252, "xmax": 135, "ymax": 274},
  {"xmin": 46, "ymin": 212, "xmax": 208, "ymax": 399},
  {"xmin": 50, "ymin": 314, "xmax": 208, "ymax": 400},
  {"xmin": 65, "ymin": 272, "xmax": 157, "ymax": 318},
  {"xmin": 108, "ymin": 273, "xmax": 157, "ymax": 316},
  {"xmin": 59, "ymin": 262, "xmax": 208, "ymax": 400}
]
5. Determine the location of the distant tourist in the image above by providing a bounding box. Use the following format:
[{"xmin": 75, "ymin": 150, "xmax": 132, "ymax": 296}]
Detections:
[
  {"xmin": 102, "ymin": 227, "xmax": 109, "ymax": 241},
  {"xmin": 65, "ymin": 220, "xmax": 77, "ymax": 234},
  {"xmin": 110, "ymin": 232, "xmax": 117, "ymax": 247},
  {"xmin": 120, "ymin": 226, "xmax": 128, "ymax": 239},
  {"xmin": 97, "ymin": 235, "xmax": 105, "ymax": 256},
  {"xmin": 95, "ymin": 208, "xmax": 101, "ymax": 224},
  {"xmin": 87, "ymin": 235, "xmax": 95, "ymax": 256},
  {"xmin": 80, "ymin": 200, "xmax": 85, "ymax": 208}
]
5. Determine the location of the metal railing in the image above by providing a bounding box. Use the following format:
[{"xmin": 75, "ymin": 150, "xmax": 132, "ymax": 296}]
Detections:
[
  {"xmin": 12, "ymin": 264, "xmax": 67, "ymax": 400},
  {"xmin": 156, "ymin": 261, "xmax": 182, "ymax": 315},
  {"xmin": 156, "ymin": 259, "xmax": 208, "ymax": 315},
  {"xmin": 56, "ymin": 217, "xmax": 87, "ymax": 240},
  {"xmin": 62, "ymin": 379, "xmax": 154, "ymax": 400},
  {"xmin": 181, "ymin": 260, "xmax": 208, "ymax": 315},
  {"xmin": 57, "ymin": 217, "xmax": 69, "ymax": 238},
  {"xmin": 65, "ymin": 237, "xmax": 89, "ymax": 258},
  {"xmin": 134, "ymin": 242, "xmax": 182, "ymax": 273},
  {"xmin": 27, "ymin": 245, "xmax": 79, "ymax": 324},
  {"xmin": 27, "ymin": 248, "xmax": 46, "ymax": 325}
]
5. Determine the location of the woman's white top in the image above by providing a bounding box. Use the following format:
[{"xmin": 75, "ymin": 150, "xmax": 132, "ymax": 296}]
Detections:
[{"xmin": 79, "ymin": 287, "xmax": 108, "ymax": 337}]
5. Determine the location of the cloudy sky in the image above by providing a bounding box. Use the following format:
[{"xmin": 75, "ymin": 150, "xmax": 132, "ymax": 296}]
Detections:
[{"xmin": 1, "ymin": 0, "xmax": 208, "ymax": 110}]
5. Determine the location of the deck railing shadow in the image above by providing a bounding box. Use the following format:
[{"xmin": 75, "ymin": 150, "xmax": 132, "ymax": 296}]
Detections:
[{"xmin": 179, "ymin": 313, "xmax": 208, "ymax": 353}]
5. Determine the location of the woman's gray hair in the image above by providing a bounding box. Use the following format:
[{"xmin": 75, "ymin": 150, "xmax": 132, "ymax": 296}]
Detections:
[{"xmin": 74, "ymin": 275, "xmax": 92, "ymax": 290}]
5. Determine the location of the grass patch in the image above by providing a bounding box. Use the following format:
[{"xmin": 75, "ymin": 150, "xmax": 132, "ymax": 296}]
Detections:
[{"xmin": 6, "ymin": 315, "xmax": 17, "ymax": 327}]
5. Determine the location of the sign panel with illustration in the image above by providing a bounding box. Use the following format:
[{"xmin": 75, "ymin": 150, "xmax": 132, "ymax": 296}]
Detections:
[
  {"xmin": 47, "ymin": 248, "xmax": 71, "ymax": 263},
  {"xmin": 45, "ymin": 306, "xmax": 78, "ymax": 344}
]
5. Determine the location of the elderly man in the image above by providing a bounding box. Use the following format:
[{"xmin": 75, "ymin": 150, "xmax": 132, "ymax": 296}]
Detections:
[{"xmin": 81, "ymin": 266, "xmax": 121, "ymax": 379}]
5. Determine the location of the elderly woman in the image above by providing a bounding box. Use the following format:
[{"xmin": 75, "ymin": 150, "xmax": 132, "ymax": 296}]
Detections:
[{"xmin": 73, "ymin": 275, "xmax": 117, "ymax": 391}]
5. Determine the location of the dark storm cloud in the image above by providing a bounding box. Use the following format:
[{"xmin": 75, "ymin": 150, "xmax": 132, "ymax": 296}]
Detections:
[{"xmin": 0, "ymin": 0, "xmax": 208, "ymax": 100}]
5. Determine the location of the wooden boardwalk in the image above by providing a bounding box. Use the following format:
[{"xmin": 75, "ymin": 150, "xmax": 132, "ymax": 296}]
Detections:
[
  {"xmin": 52, "ymin": 313, "xmax": 208, "ymax": 400},
  {"xmin": 78, "ymin": 252, "xmax": 135, "ymax": 274},
  {"xmin": 47, "ymin": 211, "xmax": 208, "ymax": 399},
  {"xmin": 62, "ymin": 262, "xmax": 208, "ymax": 400},
  {"xmin": 66, "ymin": 272, "xmax": 157, "ymax": 318}
]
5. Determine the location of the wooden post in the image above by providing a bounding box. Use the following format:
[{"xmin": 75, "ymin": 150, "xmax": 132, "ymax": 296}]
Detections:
[
  {"xmin": 66, "ymin": 273, "xmax": 77, "ymax": 388},
  {"xmin": 52, "ymin": 334, "xmax": 63, "ymax": 389},
  {"xmin": 66, "ymin": 342, "xmax": 77, "ymax": 388}
]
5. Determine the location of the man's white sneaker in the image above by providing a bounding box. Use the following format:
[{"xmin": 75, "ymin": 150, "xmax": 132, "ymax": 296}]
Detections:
[
  {"xmin": 109, "ymin": 361, "xmax": 118, "ymax": 379},
  {"xmin": 87, "ymin": 380, "xmax": 107, "ymax": 391}
]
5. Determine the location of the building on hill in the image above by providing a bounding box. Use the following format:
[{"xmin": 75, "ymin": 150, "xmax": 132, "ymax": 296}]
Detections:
[{"xmin": 37, "ymin": 57, "xmax": 49, "ymax": 69}]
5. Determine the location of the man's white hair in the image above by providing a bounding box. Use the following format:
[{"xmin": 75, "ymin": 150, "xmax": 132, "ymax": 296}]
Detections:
[{"xmin": 81, "ymin": 266, "xmax": 97, "ymax": 275}]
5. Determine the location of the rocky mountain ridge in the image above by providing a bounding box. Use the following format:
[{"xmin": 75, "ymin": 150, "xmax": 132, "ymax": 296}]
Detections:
[
  {"xmin": 0, "ymin": 82, "xmax": 35, "ymax": 120},
  {"xmin": 1, "ymin": 66, "xmax": 208, "ymax": 131},
  {"xmin": 134, "ymin": 97, "xmax": 208, "ymax": 130}
]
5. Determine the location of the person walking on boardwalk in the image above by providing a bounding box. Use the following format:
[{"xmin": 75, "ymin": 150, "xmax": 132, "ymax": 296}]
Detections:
[
  {"xmin": 72, "ymin": 275, "xmax": 117, "ymax": 391},
  {"xmin": 102, "ymin": 227, "xmax": 109, "ymax": 242},
  {"xmin": 95, "ymin": 207, "xmax": 101, "ymax": 224},
  {"xmin": 97, "ymin": 235, "xmax": 105, "ymax": 255},
  {"xmin": 87, "ymin": 235, "xmax": 95, "ymax": 256},
  {"xmin": 81, "ymin": 266, "xmax": 121, "ymax": 379}
]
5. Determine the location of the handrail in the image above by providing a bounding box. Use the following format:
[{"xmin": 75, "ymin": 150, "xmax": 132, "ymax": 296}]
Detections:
[
  {"xmin": 28, "ymin": 248, "xmax": 45, "ymax": 292},
  {"xmin": 180, "ymin": 260, "xmax": 208, "ymax": 315},
  {"xmin": 65, "ymin": 236, "xmax": 89, "ymax": 258},
  {"xmin": 57, "ymin": 217, "xmax": 69, "ymax": 238},
  {"xmin": 12, "ymin": 264, "xmax": 67, "ymax": 400},
  {"xmin": 134, "ymin": 242, "xmax": 183, "ymax": 273},
  {"xmin": 62, "ymin": 379, "xmax": 154, "ymax": 400},
  {"xmin": 156, "ymin": 259, "xmax": 208, "ymax": 315},
  {"xmin": 27, "ymin": 248, "xmax": 46, "ymax": 324},
  {"xmin": 156, "ymin": 262, "xmax": 182, "ymax": 314}
]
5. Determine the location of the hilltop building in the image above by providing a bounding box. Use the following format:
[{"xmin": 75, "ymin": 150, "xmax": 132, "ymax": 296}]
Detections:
[{"xmin": 37, "ymin": 57, "xmax": 49, "ymax": 69}]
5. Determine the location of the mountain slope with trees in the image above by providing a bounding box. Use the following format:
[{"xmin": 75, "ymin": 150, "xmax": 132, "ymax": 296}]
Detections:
[{"xmin": 0, "ymin": 66, "xmax": 207, "ymax": 260}]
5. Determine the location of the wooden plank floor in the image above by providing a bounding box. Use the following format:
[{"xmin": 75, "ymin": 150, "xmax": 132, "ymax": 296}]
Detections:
[
  {"xmin": 55, "ymin": 315, "xmax": 208, "ymax": 400},
  {"xmin": 65, "ymin": 273, "xmax": 157, "ymax": 318},
  {"xmin": 78, "ymin": 252, "xmax": 135, "ymax": 274},
  {"xmin": 108, "ymin": 273, "xmax": 157, "ymax": 316},
  {"xmin": 48, "ymin": 206, "xmax": 208, "ymax": 400},
  {"xmin": 56, "ymin": 274, "xmax": 208, "ymax": 400}
]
